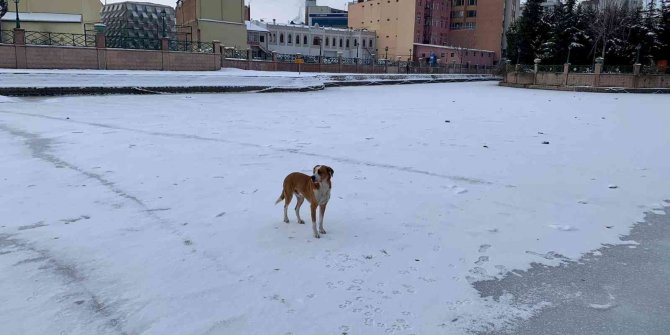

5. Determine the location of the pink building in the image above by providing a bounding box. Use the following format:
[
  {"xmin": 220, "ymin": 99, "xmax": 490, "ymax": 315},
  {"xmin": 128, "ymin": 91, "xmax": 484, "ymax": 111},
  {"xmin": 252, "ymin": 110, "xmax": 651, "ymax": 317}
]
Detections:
[{"xmin": 413, "ymin": 43, "xmax": 495, "ymax": 66}]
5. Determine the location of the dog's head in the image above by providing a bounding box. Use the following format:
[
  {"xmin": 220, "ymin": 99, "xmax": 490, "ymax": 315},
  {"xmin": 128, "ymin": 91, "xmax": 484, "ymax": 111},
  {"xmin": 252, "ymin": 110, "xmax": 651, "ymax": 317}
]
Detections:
[{"xmin": 312, "ymin": 165, "xmax": 334, "ymax": 183}]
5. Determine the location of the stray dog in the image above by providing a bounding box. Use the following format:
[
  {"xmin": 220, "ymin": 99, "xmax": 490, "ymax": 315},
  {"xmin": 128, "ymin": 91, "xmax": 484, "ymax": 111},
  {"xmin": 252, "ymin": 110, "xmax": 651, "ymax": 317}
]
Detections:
[{"xmin": 275, "ymin": 165, "xmax": 334, "ymax": 238}]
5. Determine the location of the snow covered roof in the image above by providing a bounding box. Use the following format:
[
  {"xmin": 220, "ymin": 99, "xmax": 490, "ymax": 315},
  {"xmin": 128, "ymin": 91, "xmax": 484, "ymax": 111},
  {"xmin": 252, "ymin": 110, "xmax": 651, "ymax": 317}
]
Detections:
[
  {"xmin": 246, "ymin": 21, "xmax": 269, "ymax": 33},
  {"xmin": 0, "ymin": 12, "xmax": 82, "ymax": 23}
]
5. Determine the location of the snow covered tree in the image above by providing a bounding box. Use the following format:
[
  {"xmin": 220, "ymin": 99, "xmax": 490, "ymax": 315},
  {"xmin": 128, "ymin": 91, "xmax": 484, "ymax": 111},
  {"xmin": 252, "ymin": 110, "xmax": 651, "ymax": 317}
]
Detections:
[
  {"xmin": 0, "ymin": 0, "xmax": 8, "ymax": 20},
  {"xmin": 506, "ymin": 0, "xmax": 550, "ymax": 64},
  {"xmin": 589, "ymin": 0, "xmax": 637, "ymax": 64}
]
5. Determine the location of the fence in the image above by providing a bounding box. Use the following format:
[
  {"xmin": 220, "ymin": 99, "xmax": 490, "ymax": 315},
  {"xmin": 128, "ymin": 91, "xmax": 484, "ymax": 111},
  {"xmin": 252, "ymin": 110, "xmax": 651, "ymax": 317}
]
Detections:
[
  {"xmin": 169, "ymin": 40, "xmax": 214, "ymax": 53},
  {"xmin": 106, "ymin": 36, "xmax": 161, "ymax": 50},
  {"xmin": 0, "ymin": 28, "xmax": 221, "ymax": 71},
  {"xmin": 24, "ymin": 31, "xmax": 95, "ymax": 47},
  {"xmin": 503, "ymin": 62, "xmax": 670, "ymax": 89},
  {"xmin": 0, "ymin": 30, "xmax": 14, "ymax": 44}
]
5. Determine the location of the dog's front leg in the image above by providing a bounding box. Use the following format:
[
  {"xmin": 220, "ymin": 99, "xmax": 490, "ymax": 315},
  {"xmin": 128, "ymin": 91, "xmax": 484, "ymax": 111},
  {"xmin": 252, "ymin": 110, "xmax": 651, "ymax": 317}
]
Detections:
[
  {"xmin": 318, "ymin": 203, "xmax": 327, "ymax": 235},
  {"xmin": 311, "ymin": 203, "xmax": 320, "ymax": 238}
]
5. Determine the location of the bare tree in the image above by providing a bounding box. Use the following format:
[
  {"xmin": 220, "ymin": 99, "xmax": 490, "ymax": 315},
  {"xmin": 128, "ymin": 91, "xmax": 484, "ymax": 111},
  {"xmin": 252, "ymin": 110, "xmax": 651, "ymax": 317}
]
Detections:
[{"xmin": 590, "ymin": 0, "xmax": 637, "ymax": 62}]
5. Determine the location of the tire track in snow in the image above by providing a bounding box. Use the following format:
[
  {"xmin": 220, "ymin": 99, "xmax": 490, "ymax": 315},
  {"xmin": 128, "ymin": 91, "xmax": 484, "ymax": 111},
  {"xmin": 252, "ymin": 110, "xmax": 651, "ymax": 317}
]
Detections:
[
  {"xmin": 0, "ymin": 110, "xmax": 491, "ymax": 185},
  {"xmin": 0, "ymin": 234, "xmax": 128, "ymax": 335}
]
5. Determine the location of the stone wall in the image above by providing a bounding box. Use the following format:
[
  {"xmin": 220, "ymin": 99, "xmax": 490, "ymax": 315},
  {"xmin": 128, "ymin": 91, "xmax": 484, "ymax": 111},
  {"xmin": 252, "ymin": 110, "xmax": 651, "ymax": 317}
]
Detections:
[
  {"xmin": 505, "ymin": 64, "xmax": 670, "ymax": 89},
  {"xmin": 0, "ymin": 29, "xmax": 221, "ymax": 71}
]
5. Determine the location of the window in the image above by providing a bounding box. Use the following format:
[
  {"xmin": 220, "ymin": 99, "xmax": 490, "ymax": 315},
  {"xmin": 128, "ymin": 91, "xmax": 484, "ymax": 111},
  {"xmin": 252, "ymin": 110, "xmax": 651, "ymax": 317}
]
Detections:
[
  {"xmin": 326, "ymin": 37, "xmax": 330, "ymax": 46},
  {"xmin": 451, "ymin": 11, "xmax": 464, "ymax": 18},
  {"xmin": 450, "ymin": 22, "xmax": 463, "ymax": 30},
  {"xmin": 369, "ymin": 39, "xmax": 374, "ymax": 48},
  {"xmin": 480, "ymin": 52, "xmax": 484, "ymax": 57},
  {"xmin": 260, "ymin": 35, "xmax": 265, "ymax": 43},
  {"xmin": 296, "ymin": 34, "xmax": 300, "ymax": 45},
  {"xmin": 346, "ymin": 39, "xmax": 350, "ymax": 48},
  {"xmin": 280, "ymin": 33, "xmax": 284, "ymax": 43},
  {"xmin": 313, "ymin": 37, "xmax": 320, "ymax": 45},
  {"xmin": 451, "ymin": 52, "xmax": 455, "ymax": 57},
  {"xmin": 339, "ymin": 38, "xmax": 343, "ymax": 48},
  {"xmin": 304, "ymin": 36, "xmax": 307, "ymax": 45},
  {"xmin": 465, "ymin": 51, "xmax": 469, "ymax": 56},
  {"xmin": 465, "ymin": 22, "xmax": 476, "ymax": 29},
  {"xmin": 363, "ymin": 39, "xmax": 366, "ymax": 47},
  {"xmin": 452, "ymin": 0, "xmax": 464, "ymax": 6},
  {"xmin": 488, "ymin": 53, "xmax": 492, "ymax": 57},
  {"xmin": 468, "ymin": 0, "xmax": 477, "ymax": 5},
  {"xmin": 354, "ymin": 39, "xmax": 358, "ymax": 47},
  {"xmin": 288, "ymin": 34, "xmax": 292, "ymax": 44},
  {"xmin": 467, "ymin": 10, "xmax": 477, "ymax": 18},
  {"xmin": 441, "ymin": 53, "xmax": 446, "ymax": 58}
]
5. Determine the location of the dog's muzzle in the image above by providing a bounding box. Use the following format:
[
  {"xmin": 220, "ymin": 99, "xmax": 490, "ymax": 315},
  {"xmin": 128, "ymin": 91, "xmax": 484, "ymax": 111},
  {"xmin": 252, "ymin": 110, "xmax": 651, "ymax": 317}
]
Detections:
[{"xmin": 311, "ymin": 175, "xmax": 317, "ymax": 182}]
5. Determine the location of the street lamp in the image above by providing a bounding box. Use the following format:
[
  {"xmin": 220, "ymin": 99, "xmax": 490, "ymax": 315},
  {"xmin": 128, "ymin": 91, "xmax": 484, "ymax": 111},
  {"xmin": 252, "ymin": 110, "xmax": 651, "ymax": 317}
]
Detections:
[
  {"xmin": 14, "ymin": 0, "xmax": 20, "ymax": 29},
  {"xmin": 635, "ymin": 43, "xmax": 641, "ymax": 64},
  {"xmin": 384, "ymin": 46, "xmax": 388, "ymax": 60},
  {"xmin": 566, "ymin": 44, "xmax": 573, "ymax": 64},
  {"xmin": 160, "ymin": 9, "xmax": 167, "ymax": 38}
]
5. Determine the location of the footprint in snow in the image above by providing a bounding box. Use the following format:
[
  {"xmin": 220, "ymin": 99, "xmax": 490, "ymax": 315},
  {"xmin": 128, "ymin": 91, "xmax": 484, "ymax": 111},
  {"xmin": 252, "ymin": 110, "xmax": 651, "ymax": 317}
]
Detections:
[{"xmin": 478, "ymin": 244, "xmax": 491, "ymax": 253}]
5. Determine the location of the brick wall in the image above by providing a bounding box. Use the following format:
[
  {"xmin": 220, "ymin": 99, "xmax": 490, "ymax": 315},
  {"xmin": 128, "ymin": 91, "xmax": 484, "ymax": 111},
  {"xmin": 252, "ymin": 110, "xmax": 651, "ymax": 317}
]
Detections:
[
  {"xmin": 507, "ymin": 70, "xmax": 670, "ymax": 89},
  {"xmin": 0, "ymin": 45, "xmax": 17, "ymax": 68},
  {"xmin": 25, "ymin": 46, "xmax": 99, "ymax": 69}
]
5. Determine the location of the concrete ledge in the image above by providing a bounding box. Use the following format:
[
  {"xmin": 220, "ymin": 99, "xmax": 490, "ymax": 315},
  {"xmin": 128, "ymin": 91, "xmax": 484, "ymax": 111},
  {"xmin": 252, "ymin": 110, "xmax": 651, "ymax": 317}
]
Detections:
[
  {"xmin": 499, "ymin": 82, "xmax": 670, "ymax": 94},
  {"xmin": 0, "ymin": 85, "xmax": 326, "ymax": 96},
  {"xmin": 0, "ymin": 77, "xmax": 499, "ymax": 97}
]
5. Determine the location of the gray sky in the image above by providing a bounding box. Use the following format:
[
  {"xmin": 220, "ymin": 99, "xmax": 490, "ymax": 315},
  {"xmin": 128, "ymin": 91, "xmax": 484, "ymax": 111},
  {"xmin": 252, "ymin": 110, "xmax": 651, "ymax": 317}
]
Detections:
[{"xmin": 104, "ymin": 0, "xmax": 349, "ymax": 23}]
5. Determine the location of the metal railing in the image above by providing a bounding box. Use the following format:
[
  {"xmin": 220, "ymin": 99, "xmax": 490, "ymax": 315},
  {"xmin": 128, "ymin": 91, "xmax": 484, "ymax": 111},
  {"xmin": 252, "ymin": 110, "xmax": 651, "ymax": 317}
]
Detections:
[
  {"xmin": 303, "ymin": 55, "xmax": 320, "ymax": 64},
  {"xmin": 223, "ymin": 48, "xmax": 247, "ymax": 59},
  {"xmin": 641, "ymin": 65, "xmax": 659, "ymax": 74},
  {"xmin": 25, "ymin": 31, "xmax": 95, "ymax": 47},
  {"xmin": 322, "ymin": 56, "xmax": 339, "ymax": 64},
  {"xmin": 569, "ymin": 65, "xmax": 594, "ymax": 73},
  {"xmin": 602, "ymin": 65, "xmax": 634, "ymax": 74},
  {"xmin": 537, "ymin": 64, "xmax": 563, "ymax": 73},
  {"xmin": 276, "ymin": 53, "xmax": 296, "ymax": 62},
  {"xmin": 105, "ymin": 36, "xmax": 161, "ymax": 50},
  {"xmin": 169, "ymin": 40, "xmax": 214, "ymax": 53},
  {"xmin": 0, "ymin": 30, "xmax": 13, "ymax": 44}
]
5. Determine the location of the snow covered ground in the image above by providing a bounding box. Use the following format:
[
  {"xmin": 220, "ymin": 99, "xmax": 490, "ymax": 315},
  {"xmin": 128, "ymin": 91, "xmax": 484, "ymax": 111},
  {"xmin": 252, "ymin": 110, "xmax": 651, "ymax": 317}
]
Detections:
[
  {"xmin": 0, "ymin": 82, "xmax": 668, "ymax": 335},
  {"xmin": 0, "ymin": 68, "xmax": 493, "ymax": 90}
]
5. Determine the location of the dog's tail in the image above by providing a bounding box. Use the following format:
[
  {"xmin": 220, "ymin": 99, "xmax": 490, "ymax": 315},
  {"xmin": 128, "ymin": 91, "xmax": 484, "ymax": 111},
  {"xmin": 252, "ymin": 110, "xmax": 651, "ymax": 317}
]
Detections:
[{"xmin": 274, "ymin": 191, "xmax": 285, "ymax": 205}]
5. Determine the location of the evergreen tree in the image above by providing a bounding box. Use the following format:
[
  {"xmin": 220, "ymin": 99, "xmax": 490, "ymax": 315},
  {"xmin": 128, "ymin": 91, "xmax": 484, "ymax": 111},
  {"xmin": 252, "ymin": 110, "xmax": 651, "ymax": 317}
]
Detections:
[
  {"xmin": 507, "ymin": 0, "xmax": 550, "ymax": 64},
  {"xmin": 0, "ymin": 0, "xmax": 8, "ymax": 20}
]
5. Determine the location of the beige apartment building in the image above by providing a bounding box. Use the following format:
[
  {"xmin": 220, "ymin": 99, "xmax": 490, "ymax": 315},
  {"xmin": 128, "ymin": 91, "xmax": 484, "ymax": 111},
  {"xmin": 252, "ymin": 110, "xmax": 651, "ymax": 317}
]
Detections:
[
  {"xmin": 176, "ymin": 0, "xmax": 247, "ymax": 48},
  {"xmin": 0, "ymin": 0, "xmax": 102, "ymax": 33},
  {"xmin": 348, "ymin": 0, "xmax": 418, "ymax": 60},
  {"xmin": 348, "ymin": 0, "xmax": 519, "ymax": 63}
]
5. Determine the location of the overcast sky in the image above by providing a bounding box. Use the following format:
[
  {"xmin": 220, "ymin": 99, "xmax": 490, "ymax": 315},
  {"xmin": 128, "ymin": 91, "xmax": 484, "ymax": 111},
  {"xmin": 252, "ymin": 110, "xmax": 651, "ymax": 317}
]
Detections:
[{"xmin": 104, "ymin": 0, "xmax": 349, "ymax": 23}]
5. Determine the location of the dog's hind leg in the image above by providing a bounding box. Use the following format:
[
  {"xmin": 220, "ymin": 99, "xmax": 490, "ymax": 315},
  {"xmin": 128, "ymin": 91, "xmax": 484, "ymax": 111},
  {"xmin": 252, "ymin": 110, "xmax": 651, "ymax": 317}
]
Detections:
[
  {"xmin": 295, "ymin": 195, "xmax": 306, "ymax": 224},
  {"xmin": 283, "ymin": 191, "xmax": 293, "ymax": 223}
]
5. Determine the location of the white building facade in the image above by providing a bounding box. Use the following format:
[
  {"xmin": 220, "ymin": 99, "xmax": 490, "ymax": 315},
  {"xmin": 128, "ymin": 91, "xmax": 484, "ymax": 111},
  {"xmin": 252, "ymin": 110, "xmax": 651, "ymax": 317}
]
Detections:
[{"xmin": 253, "ymin": 21, "xmax": 376, "ymax": 60}]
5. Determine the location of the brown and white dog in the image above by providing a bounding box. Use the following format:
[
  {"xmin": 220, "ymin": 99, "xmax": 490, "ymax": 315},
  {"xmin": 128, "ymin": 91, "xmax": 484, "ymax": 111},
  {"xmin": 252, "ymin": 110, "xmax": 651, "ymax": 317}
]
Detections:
[{"xmin": 275, "ymin": 165, "xmax": 334, "ymax": 238}]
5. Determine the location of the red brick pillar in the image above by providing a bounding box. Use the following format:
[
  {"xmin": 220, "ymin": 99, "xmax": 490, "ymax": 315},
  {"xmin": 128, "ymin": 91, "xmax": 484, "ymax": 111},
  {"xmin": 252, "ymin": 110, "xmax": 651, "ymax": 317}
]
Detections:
[
  {"xmin": 13, "ymin": 28, "xmax": 26, "ymax": 69},
  {"xmin": 563, "ymin": 63, "xmax": 570, "ymax": 86},
  {"xmin": 337, "ymin": 51, "xmax": 342, "ymax": 73},
  {"xmin": 633, "ymin": 63, "xmax": 641, "ymax": 88},
  {"xmin": 213, "ymin": 40, "xmax": 221, "ymax": 70},
  {"xmin": 247, "ymin": 48, "xmax": 252, "ymax": 70},
  {"xmin": 272, "ymin": 51, "xmax": 278, "ymax": 72},
  {"xmin": 594, "ymin": 60, "xmax": 603, "ymax": 87},
  {"xmin": 161, "ymin": 37, "xmax": 170, "ymax": 71}
]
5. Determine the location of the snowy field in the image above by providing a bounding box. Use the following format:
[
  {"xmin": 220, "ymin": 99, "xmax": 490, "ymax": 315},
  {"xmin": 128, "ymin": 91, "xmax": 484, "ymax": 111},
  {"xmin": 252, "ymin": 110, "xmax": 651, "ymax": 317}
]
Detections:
[
  {"xmin": 0, "ymin": 82, "xmax": 669, "ymax": 335},
  {"xmin": 0, "ymin": 68, "xmax": 492, "ymax": 89}
]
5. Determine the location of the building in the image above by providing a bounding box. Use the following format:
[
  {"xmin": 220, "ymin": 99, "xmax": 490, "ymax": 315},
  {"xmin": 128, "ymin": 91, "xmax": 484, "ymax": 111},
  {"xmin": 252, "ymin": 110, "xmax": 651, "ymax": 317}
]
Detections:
[
  {"xmin": 413, "ymin": 43, "xmax": 495, "ymax": 66},
  {"xmin": 176, "ymin": 0, "xmax": 247, "ymax": 48},
  {"xmin": 305, "ymin": 0, "xmax": 348, "ymax": 28},
  {"xmin": 101, "ymin": 2, "xmax": 175, "ymax": 40},
  {"xmin": 244, "ymin": 5, "xmax": 250, "ymax": 21},
  {"xmin": 257, "ymin": 21, "xmax": 376, "ymax": 60},
  {"xmin": 348, "ymin": 0, "xmax": 519, "ymax": 63},
  {"xmin": 246, "ymin": 20, "xmax": 270, "ymax": 59},
  {"xmin": 0, "ymin": 0, "xmax": 101, "ymax": 34}
]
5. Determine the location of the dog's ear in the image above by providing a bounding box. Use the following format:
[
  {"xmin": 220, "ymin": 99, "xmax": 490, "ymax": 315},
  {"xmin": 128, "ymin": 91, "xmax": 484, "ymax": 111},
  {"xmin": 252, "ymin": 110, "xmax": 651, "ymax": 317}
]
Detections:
[
  {"xmin": 313, "ymin": 165, "xmax": 320, "ymax": 174},
  {"xmin": 327, "ymin": 167, "xmax": 334, "ymax": 177}
]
